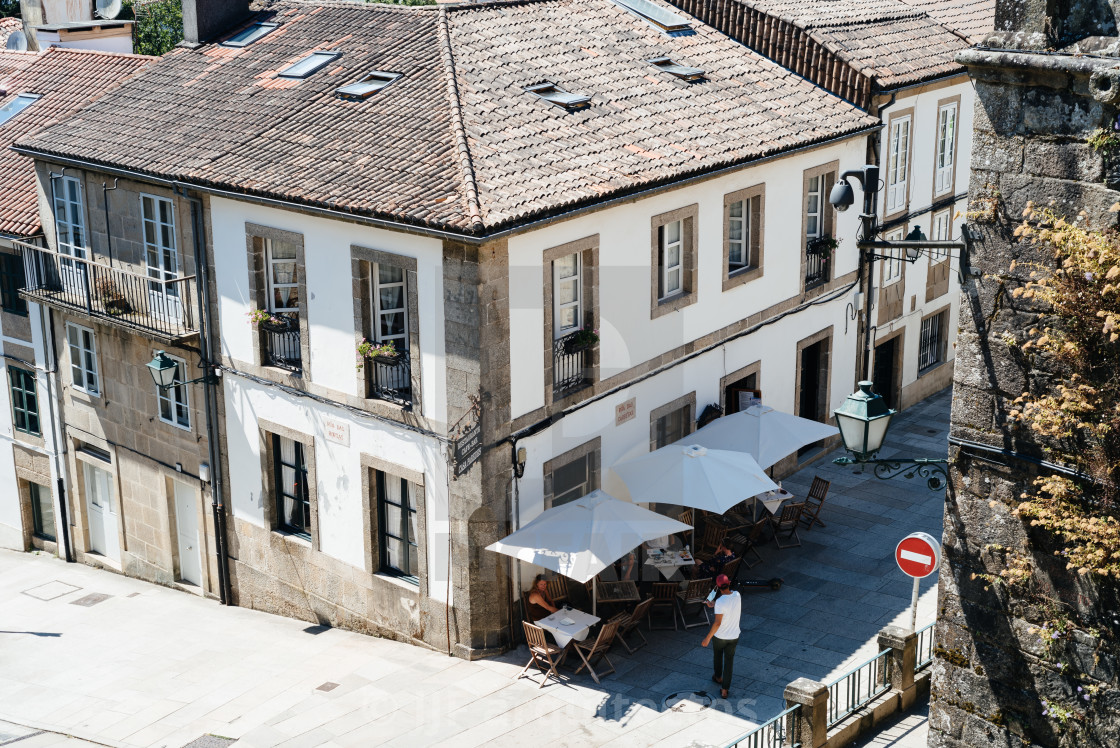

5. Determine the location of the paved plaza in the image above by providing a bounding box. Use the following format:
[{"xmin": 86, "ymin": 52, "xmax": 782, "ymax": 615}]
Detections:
[{"xmin": 0, "ymin": 388, "xmax": 949, "ymax": 747}]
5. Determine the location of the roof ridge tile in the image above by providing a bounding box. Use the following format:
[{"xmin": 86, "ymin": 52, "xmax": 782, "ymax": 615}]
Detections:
[{"xmin": 437, "ymin": 5, "xmax": 482, "ymax": 232}]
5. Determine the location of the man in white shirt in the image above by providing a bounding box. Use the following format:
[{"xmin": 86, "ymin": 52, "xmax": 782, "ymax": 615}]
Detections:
[{"xmin": 701, "ymin": 573, "xmax": 741, "ymax": 699}]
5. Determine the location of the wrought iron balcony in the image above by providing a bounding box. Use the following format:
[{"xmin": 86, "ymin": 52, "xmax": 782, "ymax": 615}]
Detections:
[
  {"xmin": 17, "ymin": 240, "xmax": 197, "ymax": 343},
  {"xmin": 553, "ymin": 331, "xmax": 592, "ymax": 398},
  {"xmin": 805, "ymin": 235, "xmax": 834, "ymax": 290},
  {"xmin": 260, "ymin": 313, "xmax": 302, "ymax": 372},
  {"xmin": 365, "ymin": 351, "xmax": 412, "ymax": 408}
]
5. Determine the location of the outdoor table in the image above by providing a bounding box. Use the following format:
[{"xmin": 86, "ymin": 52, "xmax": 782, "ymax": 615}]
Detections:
[
  {"xmin": 751, "ymin": 488, "xmax": 793, "ymax": 521},
  {"xmin": 644, "ymin": 549, "xmax": 695, "ymax": 580},
  {"xmin": 537, "ymin": 608, "xmax": 600, "ymax": 648},
  {"xmin": 596, "ymin": 580, "xmax": 640, "ymax": 604}
]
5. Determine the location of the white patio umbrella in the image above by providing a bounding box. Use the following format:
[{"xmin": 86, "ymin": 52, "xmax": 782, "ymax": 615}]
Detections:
[
  {"xmin": 682, "ymin": 404, "xmax": 840, "ymax": 470},
  {"xmin": 609, "ymin": 443, "xmax": 778, "ymax": 515},
  {"xmin": 485, "ymin": 489, "xmax": 690, "ymax": 615}
]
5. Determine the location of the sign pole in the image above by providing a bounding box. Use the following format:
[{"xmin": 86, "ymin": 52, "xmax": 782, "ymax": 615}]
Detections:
[{"xmin": 910, "ymin": 576, "xmax": 920, "ymax": 633}]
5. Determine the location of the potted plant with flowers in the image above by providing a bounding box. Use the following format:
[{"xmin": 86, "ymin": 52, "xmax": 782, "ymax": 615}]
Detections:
[
  {"xmin": 248, "ymin": 308, "xmax": 294, "ymax": 332},
  {"xmin": 356, "ymin": 338, "xmax": 402, "ymax": 369},
  {"xmin": 563, "ymin": 324, "xmax": 600, "ymax": 354}
]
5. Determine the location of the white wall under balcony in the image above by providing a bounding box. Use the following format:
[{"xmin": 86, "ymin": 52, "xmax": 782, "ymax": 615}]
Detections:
[
  {"xmin": 209, "ymin": 197, "xmax": 447, "ymax": 423},
  {"xmin": 507, "ymin": 136, "xmax": 867, "ymax": 421}
]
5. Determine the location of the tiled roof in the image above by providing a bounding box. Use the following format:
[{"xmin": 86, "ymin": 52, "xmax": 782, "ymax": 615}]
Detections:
[
  {"xmin": 0, "ymin": 46, "xmax": 152, "ymax": 237},
  {"xmin": 894, "ymin": 0, "xmax": 996, "ymax": 44},
  {"xmin": 0, "ymin": 49, "xmax": 36, "ymax": 82},
  {"xmin": 18, "ymin": 0, "xmax": 877, "ymax": 235},
  {"xmin": 0, "ymin": 17, "xmax": 23, "ymax": 48},
  {"xmin": 671, "ymin": 0, "xmax": 979, "ymax": 107}
]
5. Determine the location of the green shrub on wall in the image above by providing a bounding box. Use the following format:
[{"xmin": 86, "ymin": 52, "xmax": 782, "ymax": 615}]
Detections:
[{"xmin": 124, "ymin": 0, "xmax": 183, "ymax": 56}]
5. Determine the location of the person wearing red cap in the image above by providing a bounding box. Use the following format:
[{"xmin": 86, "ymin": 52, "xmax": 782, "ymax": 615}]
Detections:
[{"xmin": 701, "ymin": 573, "xmax": 741, "ymax": 699}]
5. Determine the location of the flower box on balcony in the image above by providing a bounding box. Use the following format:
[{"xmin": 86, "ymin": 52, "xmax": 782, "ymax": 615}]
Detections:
[
  {"xmin": 562, "ymin": 324, "xmax": 599, "ymax": 355},
  {"xmin": 258, "ymin": 315, "xmax": 296, "ymax": 333},
  {"xmin": 104, "ymin": 298, "xmax": 132, "ymax": 315}
]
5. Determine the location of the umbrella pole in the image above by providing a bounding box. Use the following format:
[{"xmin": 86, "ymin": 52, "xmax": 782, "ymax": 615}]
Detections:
[{"xmin": 593, "ymin": 576, "xmax": 598, "ymax": 617}]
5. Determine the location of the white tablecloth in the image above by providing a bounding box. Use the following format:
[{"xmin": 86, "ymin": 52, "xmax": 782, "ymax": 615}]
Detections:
[
  {"xmin": 537, "ymin": 609, "xmax": 600, "ymax": 648},
  {"xmin": 757, "ymin": 489, "xmax": 793, "ymax": 515},
  {"xmin": 645, "ymin": 550, "xmax": 695, "ymax": 580}
]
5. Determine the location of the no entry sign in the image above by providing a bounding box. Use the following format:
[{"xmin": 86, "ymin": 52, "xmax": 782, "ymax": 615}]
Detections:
[{"xmin": 896, "ymin": 532, "xmax": 941, "ymax": 579}]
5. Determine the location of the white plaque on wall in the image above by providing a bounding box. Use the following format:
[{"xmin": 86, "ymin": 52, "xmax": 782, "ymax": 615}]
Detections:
[
  {"xmin": 322, "ymin": 416, "xmax": 350, "ymax": 447},
  {"xmin": 615, "ymin": 397, "xmax": 637, "ymax": 427}
]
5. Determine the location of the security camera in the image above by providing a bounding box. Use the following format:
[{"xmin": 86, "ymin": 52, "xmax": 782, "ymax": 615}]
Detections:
[{"xmin": 829, "ymin": 180, "xmax": 854, "ymax": 212}]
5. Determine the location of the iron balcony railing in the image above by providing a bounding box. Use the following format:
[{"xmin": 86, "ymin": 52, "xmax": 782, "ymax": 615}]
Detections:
[
  {"xmin": 17, "ymin": 240, "xmax": 197, "ymax": 342},
  {"xmin": 826, "ymin": 649, "xmax": 892, "ymax": 727},
  {"xmin": 723, "ymin": 704, "xmax": 800, "ymax": 748},
  {"xmin": 915, "ymin": 621, "xmax": 936, "ymax": 672},
  {"xmin": 260, "ymin": 313, "xmax": 302, "ymax": 372},
  {"xmin": 367, "ymin": 352, "xmax": 413, "ymax": 408},
  {"xmin": 553, "ymin": 330, "xmax": 592, "ymax": 398},
  {"xmin": 804, "ymin": 235, "xmax": 833, "ymax": 290}
]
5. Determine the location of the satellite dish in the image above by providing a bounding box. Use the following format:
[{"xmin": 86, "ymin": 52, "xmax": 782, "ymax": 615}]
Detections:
[
  {"xmin": 5, "ymin": 31, "xmax": 27, "ymax": 51},
  {"xmin": 95, "ymin": 0, "xmax": 123, "ymax": 20}
]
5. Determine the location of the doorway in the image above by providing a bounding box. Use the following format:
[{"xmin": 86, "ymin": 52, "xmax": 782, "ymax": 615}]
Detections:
[
  {"xmin": 173, "ymin": 481, "xmax": 202, "ymax": 586},
  {"xmin": 873, "ymin": 336, "xmax": 900, "ymax": 411},
  {"xmin": 83, "ymin": 462, "xmax": 120, "ymax": 562},
  {"xmin": 724, "ymin": 372, "xmax": 760, "ymax": 415},
  {"xmin": 797, "ymin": 336, "xmax": 831, "ymax": 457}
]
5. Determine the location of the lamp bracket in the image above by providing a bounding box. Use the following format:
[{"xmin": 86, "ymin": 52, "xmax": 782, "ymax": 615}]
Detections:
[
  {"xmin": 833, "ymin": 455, "xmax": 949, "ymax": 491},
  {"xmin": 857, "ymin": 240, "xmax": 967, "ymax": 263},
  {"xmin": 156, "ymin": 373, "xmax": 218, "ymax": 391}
]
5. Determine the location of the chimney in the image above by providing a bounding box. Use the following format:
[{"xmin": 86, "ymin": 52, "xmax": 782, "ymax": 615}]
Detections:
[{"xmin": 181, "ymin": 0, "xmax": 251, "ymax": 46}]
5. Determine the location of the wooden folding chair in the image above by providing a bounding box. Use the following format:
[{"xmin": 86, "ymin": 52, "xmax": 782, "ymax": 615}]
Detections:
[
  {"xmin": 676, "ymin": 578, "xmax": 714, "ymax": 629},
  {"xmin": 800, "ymin": 476, "xmax": 831, "ymax": 529},
  {"xmin": 771, "ymin": 502, "xmax": 806, "ymax": 549},
  {"xmin": 649, "ymin": 582, "xmax": 679, "ymax": 631},
  {"xmin": 613, "ymin": 597, "xmax": 653, "ymax": 654},
  {"xmin": 677, "ymin": 508, "xmax": 694, "ymax": 547},
  {"xmin": 738, "ymin": 519, "xmax": 769, "ymax": 569},
  {"xmin": 518, "ymin": 621, "xmax": 567, "ymax": 688},
  {"xmin": 721, "ymin": 557, "xmax": 743, "ymax": 585},
  {"xmin": 572, "ymin": 618, "xmax": 622, "ymax": 684},
  {"xmin": 697, "ymin": 524, "xmax": 724, "ymax": 558},
  {"xmin": 546, "ymin": 577, "xmax": 569, "ymax": 606}
]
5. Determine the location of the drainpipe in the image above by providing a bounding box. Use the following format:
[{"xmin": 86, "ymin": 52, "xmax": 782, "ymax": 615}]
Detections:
[
  {"xmin": 179, "ymin": 185, "xmax": 232, "ymax": 605},
  {"xmin": 39, "ymin": 305, "xmax": 72, "ymax": 562},
  {"xmin": 101, "ymin": 179, "xmax": 119, "ymax": 268}
]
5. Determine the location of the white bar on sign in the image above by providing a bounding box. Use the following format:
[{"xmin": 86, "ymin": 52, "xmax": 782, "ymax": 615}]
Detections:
[{"xmin": 900, "ymin": 549, "xmax": 932, "ymax": 565}]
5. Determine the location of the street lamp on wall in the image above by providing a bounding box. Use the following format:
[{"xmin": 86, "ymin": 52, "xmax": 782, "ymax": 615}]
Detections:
[{"xmin": 146, "ymin": 350, "xmax": 217, "ymax": 390}]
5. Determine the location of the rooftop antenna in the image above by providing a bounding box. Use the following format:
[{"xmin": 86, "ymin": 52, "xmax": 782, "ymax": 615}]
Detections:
[{"xmin": 95, "ymin": 0, "xmax": 123, "ymax": 20}]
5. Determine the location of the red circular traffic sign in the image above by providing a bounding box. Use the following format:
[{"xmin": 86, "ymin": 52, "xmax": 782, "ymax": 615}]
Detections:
[{"xmin": 895, "ymin": 532, "xmax": 941, "ymax": 578}]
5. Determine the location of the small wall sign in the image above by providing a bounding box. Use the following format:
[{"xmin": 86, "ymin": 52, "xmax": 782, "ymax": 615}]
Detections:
[
  {"xmin": 615, "ymin": 397, "xmax": 637, "ymax": 426},
  {"xmin": 322, "ymin": 416, "xmax": 350, "ymax": 447}
]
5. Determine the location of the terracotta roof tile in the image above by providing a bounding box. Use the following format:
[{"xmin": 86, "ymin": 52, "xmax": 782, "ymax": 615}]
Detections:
[
  {"xmin": 0, "ymin": 46, "xmax": 152, "ymax": 237},
  {"xmin": 894, "ymin": 0, "xmax": 995, "ymax": 44},
  {"xmin": 19, "ymin": 0, "xmax": 877, "ymax": 235},
  {"xmin": 0, "ymin": 17, "xmax": 23, "ymax": 49}
]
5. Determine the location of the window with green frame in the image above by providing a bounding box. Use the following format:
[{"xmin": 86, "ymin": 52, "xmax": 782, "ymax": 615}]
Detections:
[
  {"xmin": 377, "ymin": 470, "xmax": 419, "ymax": 581},
  {"xmin": 0, "ymin": 252, "xmax": 27, "ymax": 315},
  {"xmin": 9, "ymin": 366, "xmax": 39, "ymax": 436}
]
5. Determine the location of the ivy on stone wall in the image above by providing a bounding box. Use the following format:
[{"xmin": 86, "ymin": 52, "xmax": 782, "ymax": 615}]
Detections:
[{"xmin": 1004, "ymin": 205, "xmax": 1120, "ymax": 581}]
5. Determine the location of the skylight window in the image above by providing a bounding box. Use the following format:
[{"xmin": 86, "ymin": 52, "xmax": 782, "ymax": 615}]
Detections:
[
  {"xmin": 649, "ymin": 57, "xmax": 705, "ymax": 81},
  {"xmin": 0, "ymin": 93, "xmax": 40, "ymax": 126},
  {"xmin": 525, "ymin": 83, "xmax": 591, "ymax": 111},
  {"xmin": 222, "ymin": 21, "xmax": 278, "ymax": 48},
  {"xmin": 279, "ymin": 50, "xmax": 342, "ymax": 80},
  {"xmin": 336, "ymin": 71, "xmax": 402, "ymax": 101},
  {"xmin": 615, "ymin": 0, "xmax": 691, "ymax": 32}
]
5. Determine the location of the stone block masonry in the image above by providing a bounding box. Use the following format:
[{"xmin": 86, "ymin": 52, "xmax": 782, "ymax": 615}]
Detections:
[{"xmin": 932, "ymin": 39, "xmax": 1120, "ymax": 748}]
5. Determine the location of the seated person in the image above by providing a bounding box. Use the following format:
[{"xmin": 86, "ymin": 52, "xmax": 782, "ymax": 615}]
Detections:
[
  {"xmin": 526, "ymin": 574, "xmax": 559, "ymax": 621},
  {"xmin": 693, "ymin": 539, "xmax": 737, "ymax": 581}
]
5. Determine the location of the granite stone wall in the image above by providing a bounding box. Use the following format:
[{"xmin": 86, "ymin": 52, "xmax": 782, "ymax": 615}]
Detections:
[{"xmin": 931, "ymin": 47, "xmax": 1120, "ymax": 748}]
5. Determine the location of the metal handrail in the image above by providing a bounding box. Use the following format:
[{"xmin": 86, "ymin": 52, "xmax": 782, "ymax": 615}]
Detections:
[
  {"xmin": 915, "ymin": 621, "xmax": 936, "ymax": 671},
  {"xmin": 16, "ymin": 238, "xmax": 198, "ymax": 340},
  {"xmin": 826, "ymin": 649, "xmax": 891, "ymax": 727},
  {"xmin": 553, "ymin": 330, "xmax": 592, "ymax": 397},
  {"xmin": 723, "ymin": 704, "xmax": 801, "ymax": 748}
]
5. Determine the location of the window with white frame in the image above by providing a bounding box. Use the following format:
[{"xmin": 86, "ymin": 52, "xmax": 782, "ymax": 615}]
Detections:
[
  {"xmin": 806, "ymin": 175, "xmax": 824, "ymax": 239},
  {"xmin": 377, "ymin": 470, "xmax": 420, "ymax": 580},
  {"xmin": 930, "ymin": 210, "xmax": 952, "ymax": 263},
  {"xmin": 727, "ymin": 193, "xmax": 762, "ymax": 273},
  {"xmin": 882, "ymin": 229, "xmax": 904, "ymax": 286},
  {"xmin": 155, "ymin": 354, "xmax": 190, "ymax": 430},
  {"xmin": 934, "ymin": 103, "xmax": 958, "ymax": 196},
  {"xmin": 266, "ymin": 238, "xmax": 300, "ymax": 314},
  {"xmin": 886, "ymin": 115, "xmax": 911, "ymax": 213},
  {"xmin": 919, "ymin": 310, "xmax": 948, "ymax": 371},
  {"xmin": 141, "ymin": 194, "xmax": 180, "ymax": 310},
  {"xmin": 54, "ymin": 176, "xmax": 87, "ymax": 261},
  {"xmin": 371, "ymin": 263, "xmax": 408, "ymax": 352},
  {"xmin": 553, "ymin": 253, "xmax": 581, "ymax": 339},
  {"xmin": 66, "ymin": 323, "xmax": 99, "ymax": 395},
  {"xmin": 659, "ymin": 219, "xmax": 683, "ymax": 299}
]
